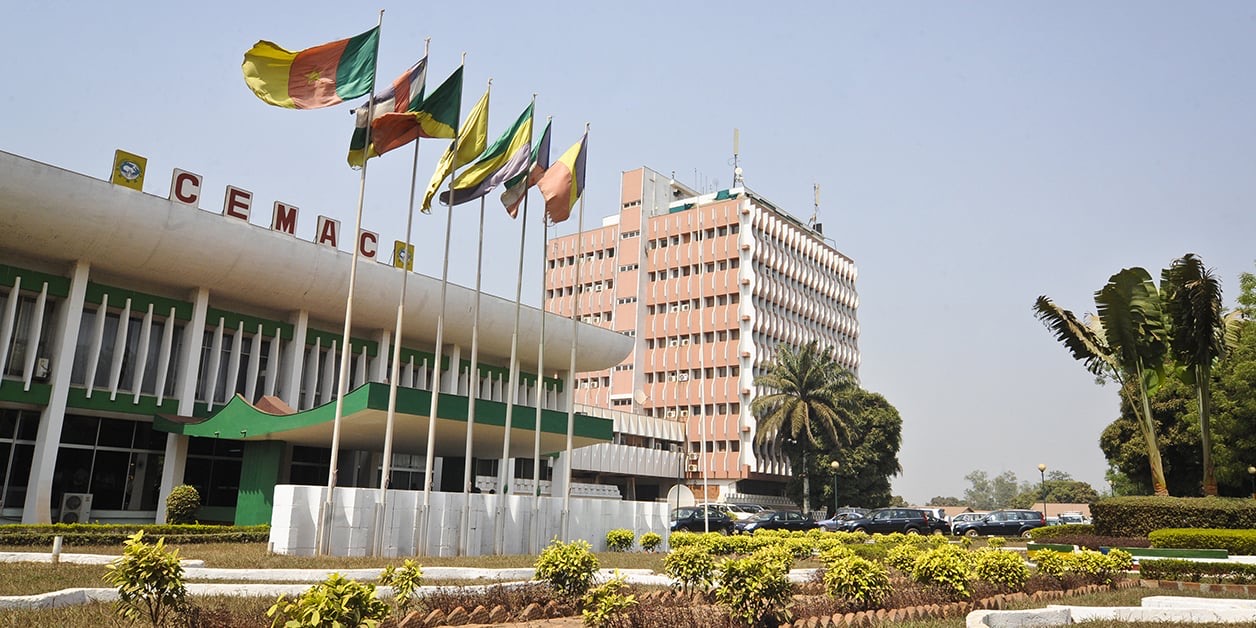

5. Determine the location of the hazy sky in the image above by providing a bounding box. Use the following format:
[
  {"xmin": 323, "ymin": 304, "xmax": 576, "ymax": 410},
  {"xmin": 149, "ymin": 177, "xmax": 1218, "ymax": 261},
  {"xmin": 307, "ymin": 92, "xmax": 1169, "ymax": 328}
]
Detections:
[{"xmin": 4, "ymin": 2, "xmax": 1254, "ymax": 504}]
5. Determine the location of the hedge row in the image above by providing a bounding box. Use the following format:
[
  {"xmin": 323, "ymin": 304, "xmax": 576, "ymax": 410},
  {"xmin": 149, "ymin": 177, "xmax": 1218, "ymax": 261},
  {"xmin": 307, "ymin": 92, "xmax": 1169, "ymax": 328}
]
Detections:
[
  {"xmin": 1139, "ymin": 559, "xmax": 1256, "ymax": 583},
  {"xmin": 1027, "ymin": 524, "xmax": 1095, "ymax": 540},
  {"xmin": 1090, "ymin": 496, "xmax": 1256, "ymax": 537},
  {"xmin": 1149, "ymin": 528, "xmax": 1256, "ymax": 556},
  {"xmin": 0, "ymin": 523, "xmax": 270, "ymax": 546}
]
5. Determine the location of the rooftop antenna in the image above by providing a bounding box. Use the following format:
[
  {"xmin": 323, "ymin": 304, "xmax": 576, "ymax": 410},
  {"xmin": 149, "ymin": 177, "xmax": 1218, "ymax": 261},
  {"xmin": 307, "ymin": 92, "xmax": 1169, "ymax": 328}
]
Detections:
[
  {"xmin": 810, "ymin": 183, "xmax": 823, "ymax": 234},
  {"xmin": 732, "ymin": 128, "xmax": 744, "ymax": 188}
]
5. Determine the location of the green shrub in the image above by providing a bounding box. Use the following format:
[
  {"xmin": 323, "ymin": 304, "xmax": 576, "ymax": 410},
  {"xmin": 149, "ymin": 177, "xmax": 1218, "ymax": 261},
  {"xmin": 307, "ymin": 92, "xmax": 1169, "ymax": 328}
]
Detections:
[
  {"xmin": 267, "ymin": 573, "xmax": 390, "ymax": 628},
  {"xmin": 910, "ymin": 544, "xmax": 974, "ymax": 599},
  {"xmin": 0, "ymin": 523, "xmax": 270, "ymax": 546},
  {"xmin": 640, "ymin": 532, "xmax": 662, "ymax": 553},
  {"xmin": 164, "ymin": 485, "xmax": 201, "ymax": 524},
  {"xmin": 1033, "ymin": 550, "xmax": 1072, "ymax": 577},
  {"xmin": 663, "ymin": 543, "xmax": 716, "ymax": 594},
  {"xmin": 1149, "ymin": 528, "xmax": 1256, "ymax": 555},
  {"xmin": 605, "ymin": 529, "xmax": 635, "ymax": 552},
  {"xmin": 1139, "ymin": 559, "xmax": 1256, "ymax": 583},
  {"xmin": 714, "ymin": 552, "xmax": 793, "ymax": 627},
  {"xmin": 849, "ymin": 543, "xmax": 888, "ymax": 562},
  {"xmin": 885, "ymin": 542, "xmax": 922, "ymax": 572},
  {"xmin": 972, "ymin": 549, "xmax": 1029, "ymax": 591},
  {"xmin": 378, "ymin": 559, "xmax": 423, "ymax": 612},
  {"xmin": 534, "ymin": 539, "xmax": 599, "ymax": 600},
  {"xmin": 103, "ymin": 531, "xmax": 187, "ymax": 627},
  {"xmin": 822, "ymin": 555, "xmax": 891, "ymax": 610},
  {"xmin": 752, "ymin": 543, "xmax": 796, "ymax": 570},
  {"xmin": 1106, "ymin": 548, "xmax": 1135, "ymax": 572},
  {"xmin": 581, "ymin": 570, "xmax": 637, "ymax": 628},
  {"xmin": 1091, "ymin": 496, "xmax": 1256, "ymax": 537},
  {"xmin": 1070, "ymin": 548, "xmax": 1126, "ymax": 585},
  {"xmin": 817, "ymin": 544, "xmax": 855, "ymax": 566},
  {"xmin": 985, "ymin": 537, "xmax": 1007, "ymax": 549}
]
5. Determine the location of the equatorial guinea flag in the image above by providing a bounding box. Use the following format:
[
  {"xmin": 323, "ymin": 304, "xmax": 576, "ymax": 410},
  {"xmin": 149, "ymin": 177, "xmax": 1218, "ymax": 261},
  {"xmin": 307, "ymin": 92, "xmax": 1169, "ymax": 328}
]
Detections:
[
  {"xmin": 348, "ymin": 57, "xmax": 427, "ymax": 167},
  {"xmin": 242, "ymin": 27, "xmax": 379, "ymax": 109}
]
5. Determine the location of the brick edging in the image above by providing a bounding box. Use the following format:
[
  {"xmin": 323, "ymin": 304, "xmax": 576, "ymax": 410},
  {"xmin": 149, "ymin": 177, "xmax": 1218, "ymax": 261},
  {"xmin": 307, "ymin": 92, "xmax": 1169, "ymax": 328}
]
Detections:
[{"xmin": 1139, "ymin": 579, "xmax": 1256, "ymax": 595}]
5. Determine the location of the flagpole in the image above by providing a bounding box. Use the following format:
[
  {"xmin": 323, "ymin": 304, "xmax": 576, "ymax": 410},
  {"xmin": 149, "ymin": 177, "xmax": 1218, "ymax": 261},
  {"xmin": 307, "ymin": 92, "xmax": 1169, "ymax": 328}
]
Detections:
[
  {"xmin": 418, "ymin": 55, "xmax": 468, "ymax": 558},
  {"xmin": 318, "ymin": 9, "xmax": 383, "ymax": 557},
  {"xmin": 560, "ymin": 123, "xmax": 589, "ymax": 542},
  {"xmin": 494, "ymin": 96, "xmax": 537, "ymax": 555},
  {"xmin": 458, "ymin": 185, "xmax": 488, "ymax": 556},
  {"xmin": 699, "ymin": 188, "xmax": 709, "ymax": 533},
  {"xmin": 530, "ymin": 212, "xmax": 547, "ymax": 555},
  {"xmin": 375, "ymin": 37, "xmax": 430, "ymax": 558}
]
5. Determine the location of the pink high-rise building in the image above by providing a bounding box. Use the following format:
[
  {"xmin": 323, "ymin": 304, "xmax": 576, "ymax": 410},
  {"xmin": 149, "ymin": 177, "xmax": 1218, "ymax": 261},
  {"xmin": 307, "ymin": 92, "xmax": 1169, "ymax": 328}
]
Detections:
[{"xmin": 545, "ymin": 167, "xmax": 859, "ymax": 501}]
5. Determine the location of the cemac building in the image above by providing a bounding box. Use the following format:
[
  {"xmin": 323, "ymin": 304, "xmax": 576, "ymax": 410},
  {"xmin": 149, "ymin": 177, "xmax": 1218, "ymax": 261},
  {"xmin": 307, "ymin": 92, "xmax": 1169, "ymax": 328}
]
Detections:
[{"xmin": 0, "ymin": 150, "xmax": 684, "ymax": 534}]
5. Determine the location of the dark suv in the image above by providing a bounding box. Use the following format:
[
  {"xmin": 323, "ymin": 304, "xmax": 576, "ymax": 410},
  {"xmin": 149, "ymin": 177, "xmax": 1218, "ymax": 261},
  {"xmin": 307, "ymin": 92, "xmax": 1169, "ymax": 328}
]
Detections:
[
  {"xmin": 951, "ymin": 509, "xmax": 1046, "ymax": 537},
  {"xmin": 837, "ymin": 507, "xmax": 937, "ymax": 535},
  {"xmin": 669, "ymin": 505, "xmax": 735, "ymax": 534}
]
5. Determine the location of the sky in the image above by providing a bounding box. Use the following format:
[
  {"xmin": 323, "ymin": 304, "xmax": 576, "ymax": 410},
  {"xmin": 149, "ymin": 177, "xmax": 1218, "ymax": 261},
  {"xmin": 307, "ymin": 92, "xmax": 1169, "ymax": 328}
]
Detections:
[{"xmin": 4, "ymin": 2, "xmax": 1255, "ymax": 504}]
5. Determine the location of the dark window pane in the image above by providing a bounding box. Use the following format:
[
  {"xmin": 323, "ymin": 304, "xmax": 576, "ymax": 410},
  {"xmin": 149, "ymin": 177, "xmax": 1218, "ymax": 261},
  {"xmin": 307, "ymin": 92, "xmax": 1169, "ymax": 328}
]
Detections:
[
  {"xmin": 97, "ymin": 418, "xmax": 135, "ymax": 449},
  {"xmin": 3, "ymin": 443, "xmax": 33, "ymax": 508},
  {"xmin": 53, "ymin": 447, "xmax": 94, "ymax": 506},
  {"xmin": 15, "ymin": 411, "xmax": 38, "ymax": 441},
  {"xmin": 206, "ymin": 459, "xmax": 240, "ymax": 507},
  {"xmin": 61, "ymin": 416, "xmax": 98, "ymax": 446},
  {"xmin": 291, "ymin": 446, "xmax": 330, "ymax": 464},
  {"xmin": 135, "ymin": 421, "xmax": 167, "ymax": 452},
  {"xmin": 0, "ymin": 409, "xmax": 16, "ymax": 439},
  {"xmin": 188, "ymin": 436, "xmax": 215, "ymax": 456}
]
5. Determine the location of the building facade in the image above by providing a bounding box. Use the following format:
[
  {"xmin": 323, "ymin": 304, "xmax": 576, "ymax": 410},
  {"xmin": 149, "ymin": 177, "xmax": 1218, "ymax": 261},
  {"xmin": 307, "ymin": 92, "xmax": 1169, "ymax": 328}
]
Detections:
[
  {"xmin": 0, "ymin": 151, "xmax": 685, "ymax": 527},
  {"xmin": 545, "ymin": 167, "xmax": 860, "ymax": 501}
]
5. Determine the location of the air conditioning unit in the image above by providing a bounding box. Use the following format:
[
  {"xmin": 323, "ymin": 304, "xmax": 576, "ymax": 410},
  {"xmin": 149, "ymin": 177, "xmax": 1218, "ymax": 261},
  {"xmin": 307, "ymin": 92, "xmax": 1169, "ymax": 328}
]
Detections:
[
  {"xmin": 686, "ymin": 464, "xmax": 700, "ymax": 473},
  {"xmin": 34, "ymin": 357, "xmax": 50, "ymax": 380},
  {"xmin": 59, "ymin": 493, "xmax": 92, "ymax": 523},
  {"xmin": 687, "ymin": 452, "xmax": 700, "ymax": 462},
  {"xmin": 677, "ymin": 373, "xmax": 689, "ymax": 381}
]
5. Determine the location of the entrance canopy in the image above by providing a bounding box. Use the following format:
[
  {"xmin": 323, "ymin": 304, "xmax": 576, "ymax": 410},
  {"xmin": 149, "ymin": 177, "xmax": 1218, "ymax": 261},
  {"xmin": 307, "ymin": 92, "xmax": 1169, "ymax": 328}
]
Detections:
[{"xmin": 154, "ymin": 382, "xmax": 612, "ymax": 458}]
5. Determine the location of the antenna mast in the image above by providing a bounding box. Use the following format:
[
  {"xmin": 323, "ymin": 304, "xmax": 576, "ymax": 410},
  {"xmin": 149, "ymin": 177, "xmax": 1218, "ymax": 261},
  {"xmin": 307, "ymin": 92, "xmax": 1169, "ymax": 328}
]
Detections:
[
  {"xmin": 810, "ymin": 183, "xmax": 820, "ymax": 228},
  {"xmin": 732, "ymin": 128, "xmax": 743, "ymax": 188}
]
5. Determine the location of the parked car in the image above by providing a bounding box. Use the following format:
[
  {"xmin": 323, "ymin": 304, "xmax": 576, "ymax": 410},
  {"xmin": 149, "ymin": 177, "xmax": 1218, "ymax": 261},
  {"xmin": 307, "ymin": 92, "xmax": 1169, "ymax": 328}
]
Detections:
[
  {"xmin": 708, "ymin": 503, "xmax": 757, "ymax": 521},
  {"xmin": 670, "ymin": 505, "xmax": 735, "ymax": 534},
  {"xmin": 734, "ymin": 509, "xmax": 819, "ymax": 534},
  {"xmin": 837, "ymin": 507, "xmax": 937, "ymax": 535},
  {"xmin": 924, "ymin": 511, "xmax": 951, "ymax": 535},
  {"xmin": 817, "ymin": 508, "xmax": 870, "ymax": 532},
  {"xmin": 950, "ymin": 512, "xmax": 989, "ymax": 526},
  {"xmin": 951, "ymin": 509, "xmax": 1046, "ymax": 537}
]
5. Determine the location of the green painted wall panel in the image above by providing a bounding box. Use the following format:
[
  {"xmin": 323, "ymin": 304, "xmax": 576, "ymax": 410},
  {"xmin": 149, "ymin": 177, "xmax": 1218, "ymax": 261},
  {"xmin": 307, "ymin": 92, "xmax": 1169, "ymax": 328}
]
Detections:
[{"xmin": 235, "ymin": 440, "xmax": 284, "ymax": 526}]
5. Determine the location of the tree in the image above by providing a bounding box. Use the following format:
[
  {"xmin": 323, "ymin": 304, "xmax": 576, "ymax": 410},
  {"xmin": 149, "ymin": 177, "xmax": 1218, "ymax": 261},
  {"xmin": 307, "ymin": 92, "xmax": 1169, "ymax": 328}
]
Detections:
[
  {"xmin": 808, "ymin": 389, "xmax": 903, "ymax": 509},
  {"xmin": 1035, "ymin": 267, "xmax": 1172, "ymax": 495},
  {"xmin": 992, "ymin": 470, "xmax": 1020, "ymax": 508},
  {"xmin": 1161, "ymin": 254, "xmax": 1228, "ymax": 495},
  {"xmin": 1099, "ymin": 375, "xmax": 1202, "ymax": 495},
  {"xmin": 752, "ymin": 341, "xmax": 859, "ymax": 513},
  {"xmin": 1008, "ymin": 471, "xmax": 1100, "ymax": 508},
  {"xmin": 928, "ymin": 496, "xmax": 964, "ymax": 507}
]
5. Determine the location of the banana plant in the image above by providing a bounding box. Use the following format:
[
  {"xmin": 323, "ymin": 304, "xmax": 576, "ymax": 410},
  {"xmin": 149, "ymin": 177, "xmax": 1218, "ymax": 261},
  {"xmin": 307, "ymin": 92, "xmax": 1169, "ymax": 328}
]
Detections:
[{"xmin": 1034, "ymin": 267, "xmax": 1170, "ymax": 495}]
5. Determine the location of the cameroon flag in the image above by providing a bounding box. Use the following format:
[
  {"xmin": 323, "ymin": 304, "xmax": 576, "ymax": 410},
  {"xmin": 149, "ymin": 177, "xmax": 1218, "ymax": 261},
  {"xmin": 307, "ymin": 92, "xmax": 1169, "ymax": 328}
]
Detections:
[{"xmin": 242, "ymin": 27, "xmax": 379, "ymax": 109}]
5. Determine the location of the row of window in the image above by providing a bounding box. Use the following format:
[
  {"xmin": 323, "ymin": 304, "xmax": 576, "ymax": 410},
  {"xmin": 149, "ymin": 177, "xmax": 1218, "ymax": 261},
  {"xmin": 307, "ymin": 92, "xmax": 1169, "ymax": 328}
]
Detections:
[
  {"xmin": 546, "ymin": 279, "xmax": 615, "ymax": 299},
  {"xmin": 652, "ymin": 403, "xmax": 742, "ymax": 418},
  {"xmin": 643, "ymin": 365, "xmax": 740, "ymax": 383},
  {"xmin": 644, "ymin": 329, "xmax": 740, "ymax": 348},
  {"xmin": 646, "ymin": 224, "xmax": 740, "ymax": 250},
  {"xmin": 646, "ymin": 258, "xmax": 740, "ymax": 281},
  {"xmin": 646, "ymin": 294, "xmax": 741, "ymax": 315},
  {"xmin": 547, "ymin": 246, "xmax": 617, "ymax": 269}
]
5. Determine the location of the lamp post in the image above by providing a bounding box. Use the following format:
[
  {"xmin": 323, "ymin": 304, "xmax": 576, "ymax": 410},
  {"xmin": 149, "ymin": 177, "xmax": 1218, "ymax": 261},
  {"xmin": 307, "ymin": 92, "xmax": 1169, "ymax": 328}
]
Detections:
[
  {"xmin": 830, "ymin": 460, "xmax": 840, "ymax": 517},
  {"xmin": 1248, "ymin": 466, "xmax": 1255, "ymax": 499},
  {"xmin": 1038, "ymin": 463, "xmax": 1047, "ymax": 516}
]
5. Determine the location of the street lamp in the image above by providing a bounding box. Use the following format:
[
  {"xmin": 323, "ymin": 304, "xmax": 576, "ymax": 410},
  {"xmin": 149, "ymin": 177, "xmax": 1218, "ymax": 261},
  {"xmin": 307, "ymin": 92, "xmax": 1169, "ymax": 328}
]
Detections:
[
  {"xmin": 830, "ymin": 460, "xmax": 840, "ymax": 517},
  {"xmin": 1248, "ymin": 466, "xmax": 1255, "ymax": 499},
  {"xmin": 1038, "ymin": 463, "xmax": 1048, "ymax": 516}
]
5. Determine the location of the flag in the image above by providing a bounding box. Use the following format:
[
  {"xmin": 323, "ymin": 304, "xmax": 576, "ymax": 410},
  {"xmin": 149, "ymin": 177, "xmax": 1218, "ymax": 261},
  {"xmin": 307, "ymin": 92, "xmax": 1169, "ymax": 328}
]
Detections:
[
  {"xmin": 500, "ymin": 120, "xmax": 551, "ymax": 218},
  {"xmin": 347, "ymin": 58, "xmax": 427, "ymax": 167},
  {"xmin": 438, "ymin": 103, "xmax": 534, "ymax": 207},
  {"xmin": 420, "ymin": 88, "xmax": 490, "ymax": 212},
  {"xmin": 242, "ymin": 27, "xmax": 379, "ymax": 109},
  {"xmin": 537, "ymin": 132, "xmax": 587, "ymax": 223},
  {"xmin": 393, "ymin": 240, "xmax": 415, "ymax": 270},
  {"xmin": 371, "ymin": 66, "xmax": 463, "ymax": 156}
]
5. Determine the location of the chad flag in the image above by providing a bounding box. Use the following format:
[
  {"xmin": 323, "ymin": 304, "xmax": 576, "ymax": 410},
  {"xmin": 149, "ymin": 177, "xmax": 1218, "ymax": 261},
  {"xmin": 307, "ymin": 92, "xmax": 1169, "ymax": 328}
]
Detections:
[{"xmin": 242, "ymin": 27, "xmax": 379, "ymax": 109}]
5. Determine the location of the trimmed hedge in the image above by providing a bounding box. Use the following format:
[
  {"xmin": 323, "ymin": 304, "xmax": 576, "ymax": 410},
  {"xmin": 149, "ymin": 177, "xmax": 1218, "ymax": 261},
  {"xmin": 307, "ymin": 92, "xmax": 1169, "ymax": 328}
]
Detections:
[
  {"xmin": 1028, "ymin": 524, "xmax": 1094, "ymax": 540},
  {"xmin": 0, "ymin": 523, "xmax": 270, "ymax": 546},
  {"xmin": 1090, "ymin": 496, "xmax": 1256, "ymax": 537},
  {"xmin": 1139, "ymin": 558, "xmax": 1256, "ymax": 583},
  {"xmin": 1149, "ymin": 528, "xmax": 1256, "ymax": 556}
]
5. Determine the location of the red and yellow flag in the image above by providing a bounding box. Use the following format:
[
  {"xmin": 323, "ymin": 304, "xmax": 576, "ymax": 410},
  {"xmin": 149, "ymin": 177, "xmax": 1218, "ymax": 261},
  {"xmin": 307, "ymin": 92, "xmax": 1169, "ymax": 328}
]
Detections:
[{"xmin": 242, "ymin": 27, "xmax": 379, "ymax": 109}]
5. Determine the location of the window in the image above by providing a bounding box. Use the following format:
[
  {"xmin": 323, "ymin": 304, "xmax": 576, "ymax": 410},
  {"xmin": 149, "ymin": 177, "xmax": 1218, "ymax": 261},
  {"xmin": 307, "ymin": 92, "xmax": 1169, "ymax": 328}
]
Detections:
[
  {"xmin": 0, "ymin": 409, "xmax": 38, "ymax": 510},
  {"xmin": 54, "ymin": 414, "xmax": 168, "ymax": 511}
]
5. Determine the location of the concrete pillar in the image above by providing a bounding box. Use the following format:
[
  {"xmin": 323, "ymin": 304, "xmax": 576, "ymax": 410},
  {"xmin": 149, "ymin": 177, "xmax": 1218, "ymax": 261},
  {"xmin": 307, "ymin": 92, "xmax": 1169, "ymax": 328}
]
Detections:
[
  {"xmin": 22, "ymin": 260, "xmax": 90, "ymax": 523},
  {"xmin": 372, "ymin": 329, "xmax": 390, "ymax": 383},
  {"xmin": 155, "ymin": 287, "xmax": 208, "ymax": 523},
  {"xmin": 280, "ymin": 310, "xmax": 309, "ymax": 408}
]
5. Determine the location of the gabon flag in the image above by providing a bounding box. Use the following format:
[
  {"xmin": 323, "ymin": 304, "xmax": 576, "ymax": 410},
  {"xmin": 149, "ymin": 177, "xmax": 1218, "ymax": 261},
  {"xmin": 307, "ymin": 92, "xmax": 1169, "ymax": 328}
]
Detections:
[{"xmin": 242, "ymin": 27, "xmax": 380, "ymax": 109}]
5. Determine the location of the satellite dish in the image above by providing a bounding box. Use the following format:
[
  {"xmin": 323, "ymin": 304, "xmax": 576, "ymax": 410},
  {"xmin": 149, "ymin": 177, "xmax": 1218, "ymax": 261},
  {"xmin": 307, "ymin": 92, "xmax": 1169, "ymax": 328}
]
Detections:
[
  {"xmin": 666, "ymin": 484, "xmax": 696, "ymax": 508},
  {"xmin": 633, "ymin": 389, "xmax": 648, "ymax": 405}
]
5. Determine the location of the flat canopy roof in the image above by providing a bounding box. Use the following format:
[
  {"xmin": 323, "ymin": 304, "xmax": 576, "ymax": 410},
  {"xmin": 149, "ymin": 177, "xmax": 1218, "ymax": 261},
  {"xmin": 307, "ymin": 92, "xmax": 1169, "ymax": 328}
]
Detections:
[{"xmin": 154, "ymin": 382, "xmax": 612, "ymax": 458}]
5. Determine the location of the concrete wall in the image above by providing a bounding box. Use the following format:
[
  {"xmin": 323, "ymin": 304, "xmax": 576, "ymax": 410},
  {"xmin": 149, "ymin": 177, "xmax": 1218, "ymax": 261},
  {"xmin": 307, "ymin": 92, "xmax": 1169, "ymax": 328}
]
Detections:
[{"xmin": 269, "ymin": 485, "xmax": 671, "ymax": 557}]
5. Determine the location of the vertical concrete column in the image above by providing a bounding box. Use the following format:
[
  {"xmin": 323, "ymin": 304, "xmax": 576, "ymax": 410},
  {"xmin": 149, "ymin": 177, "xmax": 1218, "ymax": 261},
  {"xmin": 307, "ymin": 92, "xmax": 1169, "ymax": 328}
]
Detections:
[
  {"xmin": 22, "ymin": 260, "xmax": 90, "ymax": 523},
  {"xmin": 446, "ymin": 344, "xmax": 462, "ymax": 395},
  {"xmin": 280, "ymin": 310, "xmax": 309, "ymax": 409},
  {"xmin": 372, "ymin": 329, "xmax": 390, "ymax": 383},
  {"xmin": 155, "ymin": 287, "xmax": 209, "ymax": 523}
]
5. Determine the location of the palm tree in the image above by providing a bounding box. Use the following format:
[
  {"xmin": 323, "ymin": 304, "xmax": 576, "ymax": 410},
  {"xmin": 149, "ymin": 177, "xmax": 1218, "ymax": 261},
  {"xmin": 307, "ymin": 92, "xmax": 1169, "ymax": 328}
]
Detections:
[
  {"xmin": 1034, "ymin": 267, "xmax": 1171, "ymax": 496},
  {"xmin": 1161, "ymin": 254, "xmax": 1227, "ymax": 496},
  {"xmin": 751, "ymin": 340, "xmax": 858, "ymax": 513}
]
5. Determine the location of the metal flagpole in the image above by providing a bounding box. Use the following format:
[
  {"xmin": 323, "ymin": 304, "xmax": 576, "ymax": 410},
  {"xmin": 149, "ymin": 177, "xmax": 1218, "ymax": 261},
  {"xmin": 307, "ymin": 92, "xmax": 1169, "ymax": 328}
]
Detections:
[
  {"xmin": 418, "ymin": 56, "xmax": 470, "ymax": 558},
  {"xmin": 374, "ymin": 38, "xmax": 430, "ymax": 558},
  {"xmin": 560, "ymin": 123, "xmax": 589, "ymax": 541},
  {"xmin": 318, "ymin": 9, "xmax": 384, "ymax": 556},
  {"xmin": 458, "ymin": 192, "xmax": 487, "ymax": 556},
  {"xmin": 529, "ymin": 216, "xmax": 547, "ymax": 555},
  {"xmin": 495, "ymin": 99, "xmax": 537, "ymax": 555},
  {"xmin": 698, "ymin": 195, "xmax": 709, "ymax": 532}
]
